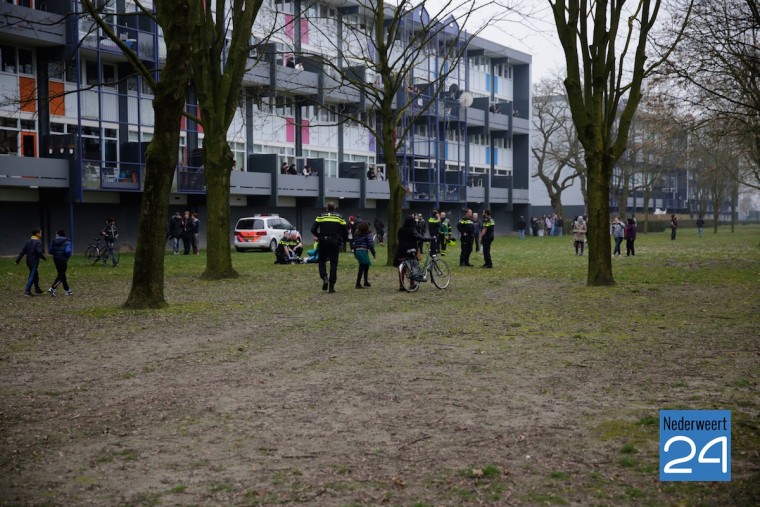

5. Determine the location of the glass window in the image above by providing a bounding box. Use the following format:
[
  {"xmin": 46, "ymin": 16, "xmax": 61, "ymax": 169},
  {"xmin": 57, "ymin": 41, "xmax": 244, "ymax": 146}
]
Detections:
[
  {"xmin": 18, "ymin": 49, "xmax": 33, "ymax": 75},
  {"xmin": 102, "ymin": 64, "xmax": 116, "ymax": 87},
  {"xmin": 86, "ymin": 60, "xmax": 99, "ymax": 86},
  {"xmin": 1, "ymin": 45, "xmax": 16, "ymax": 73}
]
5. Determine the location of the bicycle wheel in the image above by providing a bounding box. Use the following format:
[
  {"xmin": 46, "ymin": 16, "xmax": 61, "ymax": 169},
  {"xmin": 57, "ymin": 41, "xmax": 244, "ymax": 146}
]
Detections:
[
  {"xmin": 429, "ymin": 258, "xmax": 451, "ymax": 289},
  {"xmin": 399, "ymin": 259, "xmax": 420, "ymax": 292},
  {"xmin": 85, "ymin": 246, "xmax": 99, "ymax": 265}
]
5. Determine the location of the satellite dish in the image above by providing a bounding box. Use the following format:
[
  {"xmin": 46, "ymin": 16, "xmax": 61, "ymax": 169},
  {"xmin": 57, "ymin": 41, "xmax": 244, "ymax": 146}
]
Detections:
[{"xmin": 459, "ymin": 92, "xmax": 473, "ymax": 108}]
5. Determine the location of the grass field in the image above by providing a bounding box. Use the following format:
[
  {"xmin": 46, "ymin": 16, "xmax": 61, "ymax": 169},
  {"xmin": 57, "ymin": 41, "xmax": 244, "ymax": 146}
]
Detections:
[{"xmin": 1, "ymin": 225, "xmax": 758, "ymax": 506}]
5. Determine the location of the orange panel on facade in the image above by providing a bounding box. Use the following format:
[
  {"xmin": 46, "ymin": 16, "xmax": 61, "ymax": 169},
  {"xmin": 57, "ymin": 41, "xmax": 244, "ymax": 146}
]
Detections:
[
  {"xmin": 19, "ymin": 76, "xmax": 36, "ymax": 113},
  {"xmin": 49, "ymin": 81, "xmax": 65, "ymax": 116}
]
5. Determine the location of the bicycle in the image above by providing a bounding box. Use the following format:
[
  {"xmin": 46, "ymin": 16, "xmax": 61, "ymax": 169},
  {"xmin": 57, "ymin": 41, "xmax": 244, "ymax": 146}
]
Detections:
[
  {"xmin": 84, "ymin": 237, "xmax": 120, "ymax": 267},
  {"xmin": 398, "ymin": 248, "xmax": 451, "ymax": 292}
]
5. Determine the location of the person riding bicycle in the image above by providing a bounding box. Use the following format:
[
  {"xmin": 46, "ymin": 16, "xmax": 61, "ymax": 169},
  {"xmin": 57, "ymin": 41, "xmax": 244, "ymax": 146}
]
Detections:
[
  {"xmin": 99, "ymin": 217, "xmax": 119, "ymax": 266},
  {"xmin": 395, "ymin": 215, "xmax": 432, "ymax": 290}
]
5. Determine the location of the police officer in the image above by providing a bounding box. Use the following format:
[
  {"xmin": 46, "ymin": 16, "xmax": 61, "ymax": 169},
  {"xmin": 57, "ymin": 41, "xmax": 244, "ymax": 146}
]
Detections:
[
  {"xmin": 480, "ymin": 209, "xmax": 495, "ymax": 268},
  {"xmin": 427, "ymin": 210, "xmax": 441, "ymax": 255},
  {"xmin": 439, "ymin": 211, "xmax": 451, "ymax": 256},
  {"xmin": 310, "ymin": 202, "xmax": 347, "ymax": 293},
  {"xmin": 457, "ymin": 208, "xmax": 475, "ymax": 267}
]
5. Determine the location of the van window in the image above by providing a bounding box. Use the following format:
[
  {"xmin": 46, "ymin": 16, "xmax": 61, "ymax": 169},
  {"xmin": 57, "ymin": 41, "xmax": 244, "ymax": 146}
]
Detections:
[{"xmin": 236, "ymin": 218, "xmax": 264, "ymax": 230}]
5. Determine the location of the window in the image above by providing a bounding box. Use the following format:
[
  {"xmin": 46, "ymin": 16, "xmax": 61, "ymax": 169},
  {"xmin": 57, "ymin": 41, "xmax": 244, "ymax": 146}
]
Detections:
[
  {"xmin": 231, "ymin": 141, "xmax": 245, "ymax": 171},
  {"xmin": 85, "ymin": 61, "xmax": 116, "ymax": 87},
  {"xmin": 102, "ymin": 64, "xmax": 116, "ymax": 87},
  {"xmin": 0, "ymin": 118, "xmax": 18, "ymax": 155},
  {"xmin": 86, "ymin": 61, "xmax": 98, "ymax": 86},
  {"xmin": 18, "ymin": 49, "xmax": 33, "ymax": 75},
  {"xmin": 1, "ymin": 45, "xmax": 16, "ymax": 73}
]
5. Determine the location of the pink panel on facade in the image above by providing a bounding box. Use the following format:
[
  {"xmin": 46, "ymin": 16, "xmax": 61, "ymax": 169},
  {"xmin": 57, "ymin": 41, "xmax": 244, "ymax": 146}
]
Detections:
[
  {"xmin": 285, "ymin": 15, "xmax": 294, "ymax": 40},
  {"xmin": 301, "ymin": 119, "xmax": 310, "ymax": 145},
  {"xmin": 286, "ymin": 118, "xmax": 295, "ymax": 143},
  {"xmin": 301, "ymin": 19, "xmax": 309, "ymax": 44}
]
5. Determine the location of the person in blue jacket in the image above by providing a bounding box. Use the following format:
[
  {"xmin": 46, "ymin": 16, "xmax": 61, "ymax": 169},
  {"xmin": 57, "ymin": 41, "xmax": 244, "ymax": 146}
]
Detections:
[
  {"xmin": 16, "ymin": 228, "xmax": 46, "ymax": 296},
  {"xmin": 48, "ymin": 229, "xmax": 73, "ymax": 296}
]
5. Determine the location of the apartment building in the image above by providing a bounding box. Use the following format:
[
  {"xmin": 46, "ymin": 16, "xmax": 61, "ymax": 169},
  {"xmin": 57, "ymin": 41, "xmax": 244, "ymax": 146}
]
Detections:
[{"xmin": 0, "ymin": 0, "xmax": 532, "ymax": 253}]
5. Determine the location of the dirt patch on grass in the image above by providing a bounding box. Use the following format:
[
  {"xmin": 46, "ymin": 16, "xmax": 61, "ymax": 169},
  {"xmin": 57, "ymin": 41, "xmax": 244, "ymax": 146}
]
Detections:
[{"xmin": 1, "ymin": 252, "xmax": 758, "ymax": 506}]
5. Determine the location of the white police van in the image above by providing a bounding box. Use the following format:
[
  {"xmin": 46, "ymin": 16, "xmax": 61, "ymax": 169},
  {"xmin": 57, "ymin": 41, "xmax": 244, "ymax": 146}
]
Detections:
[{"xmin": 233, "ymin": 214, "xmax": 298, "ymax": 252}]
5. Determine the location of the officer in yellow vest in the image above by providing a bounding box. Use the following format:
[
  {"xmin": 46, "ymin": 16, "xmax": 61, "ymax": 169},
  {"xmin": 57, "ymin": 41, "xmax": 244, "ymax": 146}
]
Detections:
[
  {"xmin": 310, "ymin": 202, "xmax": 347, "ymax": 293},
  {"xmin": 480, "ymin": 209, "xmax": 495, "ymax": 268}
]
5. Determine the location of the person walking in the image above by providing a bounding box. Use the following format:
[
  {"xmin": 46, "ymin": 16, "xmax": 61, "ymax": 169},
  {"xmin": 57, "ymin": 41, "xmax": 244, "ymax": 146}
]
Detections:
[
  {"xmin": 168, "ymin": 211, "xmax": 182, "ymax": 254},
  {"xmin": 625, "ymin": 217, "xmax": 637, "ymax": 256},
  {"xmin": 573, "ymin": 216, "xmax": 587, "ymax": 255},
  {"xmin": 696, "ymin": 215, "xmax": 705, "ymax": 238},
  {"xmin": 100, "ymin": 217, "xmax": 119, "ymax": 266},
  {"xmin": 611, "ymin": 217, "xmax": 625, "ymax": 256},
  {"xmin": 352, "ymin": 221, "xmax": 376, "ymax": 288},
  {"xmin": 373, "ymin": 217, "xmax": 385, "ymax": 246},
  {"xmin": 16, "ymin": 228, "xmax": 46, "ymax": 296},
  {"xmin": 457, "ymin": 209, "xmax": 475, "ymax": 266},
  {"xmin": 427, "ymin": 210, "xmax": 441, "ymax": 256},
  {"xmin": 310, "ymin": 202, "xmax": 347, "ymax": 293},
  {"xmin": 48, "ymin": 229, "xmax": 73, "ymax": 296},
  {"xmin": 516, "ymin": 216, "xmax": 526, "ymax": 239},
  {"xmin": 480, "ymin": 209, "xmax": 495, "ymax": 268},
  {"xmin": 181, "ymin": 211, "xmax": 195, "ymax": 255},
  {"xmin": 191, "ymin": 212, "xmax": 200, "ymax": 254},
  {"xmin": 670, "ymin": 214, "xmax": 678, "ymax": 240}
]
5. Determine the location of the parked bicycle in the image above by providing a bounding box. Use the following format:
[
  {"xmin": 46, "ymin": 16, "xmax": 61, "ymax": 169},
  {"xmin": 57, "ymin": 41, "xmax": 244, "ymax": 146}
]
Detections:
[
  {"xmin": 398, "ymin": 248, "xmax": 451, "ymax": 292},
  {"xmin": 84, "ymin": 237, "xmax": 120, "ymax": 267}
]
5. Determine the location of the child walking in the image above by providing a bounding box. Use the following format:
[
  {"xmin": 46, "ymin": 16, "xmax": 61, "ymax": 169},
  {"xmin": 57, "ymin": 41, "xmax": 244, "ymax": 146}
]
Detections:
[
  {"xmin": 352, "ymin": 221, "xmax": 376, "ymax": 288},
  {"xmin": 16, "ymin": 228, "xmax": 46, "ymax": 296},
  {"xmin": 49, "ymin": 229, "xmax": 73, "ymax": 296}
]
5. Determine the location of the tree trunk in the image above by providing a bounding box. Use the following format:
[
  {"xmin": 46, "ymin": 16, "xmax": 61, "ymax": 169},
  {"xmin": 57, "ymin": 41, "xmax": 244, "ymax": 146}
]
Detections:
[
  {"xmin": 123, "ymin": 1, "xmax": 192, "ymax": 309},
  {"xmin": 201, "ymin": 133, "xmax": 238, "ymax": 280},
  {"xmin": 385, "ymin": 148, "xmax": 406, "ymax": 267},
  {"xmin": 586, "ymin": 154, "xmax": 615, "ymax": 286},
  {"xmin": 642, "ymin": 192, "xmax": 651, "ymax": 234}
]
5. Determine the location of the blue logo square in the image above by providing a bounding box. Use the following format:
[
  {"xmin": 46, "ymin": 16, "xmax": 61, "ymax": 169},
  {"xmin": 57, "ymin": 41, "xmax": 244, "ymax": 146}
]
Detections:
[{"xmin": 660, "ymin": 410, "xmax": 731, "ymax": 481}]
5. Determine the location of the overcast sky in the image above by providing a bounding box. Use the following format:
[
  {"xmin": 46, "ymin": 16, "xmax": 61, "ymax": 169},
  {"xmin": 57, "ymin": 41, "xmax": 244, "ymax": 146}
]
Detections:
[{"xmin": 484, "ymin": 2, "xmax": 566, "ymax": 83}]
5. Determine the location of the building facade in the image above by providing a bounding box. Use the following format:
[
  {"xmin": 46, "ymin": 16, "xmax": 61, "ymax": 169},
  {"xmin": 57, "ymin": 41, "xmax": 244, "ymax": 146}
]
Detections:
[{"xmin": 0, "ymin": 0, "xmax": 532, "ymax": 254}]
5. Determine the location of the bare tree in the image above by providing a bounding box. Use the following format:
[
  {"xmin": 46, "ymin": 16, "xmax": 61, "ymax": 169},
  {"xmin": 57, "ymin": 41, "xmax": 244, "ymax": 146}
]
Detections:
[
  {"xmin": 531, "ymin": 75, "xmax": 584, "ymax": 217},
  {"xmin": 662, "ymin": 0, "xmax": 760, "ymax": 190},
  {"xmin": 81, "ymin": 0, "xmax": 194, "ymax": 308},
  {"xmin": 296, "ymin": 0, "xmax": 509, "ymax": 264},
  {"xmin": 689, "ymin": 124, "xmax": 742, "ymax": 232},
  {"xmin": 549, "ymin": 0, "xmax": 693, "ymax": 286},
  {"xmin": 623, "ymin": 88, "xmax": 689, "ymax": 231}
]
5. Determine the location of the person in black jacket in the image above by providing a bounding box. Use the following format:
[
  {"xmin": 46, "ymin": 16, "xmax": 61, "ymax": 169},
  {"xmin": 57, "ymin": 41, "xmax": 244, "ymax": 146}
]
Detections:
[
  {"xmin": 16, "ymin": 228, "xmax": 46, "ymax": 296},
  {"xmin": 457, "ymin": 209, "xmax": 475, "ymax": 267},
  {"xmin": 167, "ymin": 212, "xmax": 182, "ymax": 254},
  {"xmin": 427, "ymin": 210, "xmax": 441, "ymax": 255},
  {"xmin": 479, "ymin": 209, "xmax": 495, "ymax": 268},
  {"xmin": 181, "ymin": 211, "xmax": 195, "ymax": 255},
  {"xmin": 311, "ymin": 202, "xmax": 347, "ymax": 293},
  {"xmin": 48, "ymin": 229, "xmax": 73, "ymax": 296},
  {"xmin": 395, "ymin": 215, "xmax": 432, "ymax": 290}
]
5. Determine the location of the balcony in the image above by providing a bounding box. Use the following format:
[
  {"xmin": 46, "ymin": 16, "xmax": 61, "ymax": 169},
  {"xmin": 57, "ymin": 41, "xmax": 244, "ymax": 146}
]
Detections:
[
  {"xmin": 0, "ymin": 155, "xmax": 68, "ymax": 188},
  {"xmin": 0, "ymin": 3, "xmax": 65, "ymax": 47}
]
